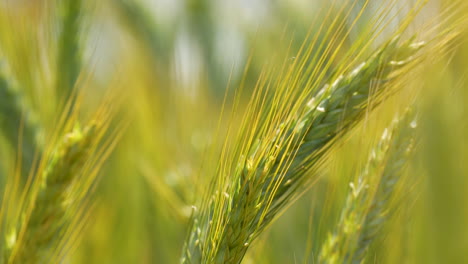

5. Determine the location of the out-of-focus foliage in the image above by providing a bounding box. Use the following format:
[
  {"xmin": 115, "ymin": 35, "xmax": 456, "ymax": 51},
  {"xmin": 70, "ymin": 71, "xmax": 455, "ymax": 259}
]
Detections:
[{"xmin": 0, "ymin": 0, "xmax": 467, "ymax": 263}]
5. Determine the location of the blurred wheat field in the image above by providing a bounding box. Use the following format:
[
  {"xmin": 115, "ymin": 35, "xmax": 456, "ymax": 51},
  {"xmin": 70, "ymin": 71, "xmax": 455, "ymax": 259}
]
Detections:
[{"xmin": 0, "ymin": 0, "xmax": 467, "ymax": 263}]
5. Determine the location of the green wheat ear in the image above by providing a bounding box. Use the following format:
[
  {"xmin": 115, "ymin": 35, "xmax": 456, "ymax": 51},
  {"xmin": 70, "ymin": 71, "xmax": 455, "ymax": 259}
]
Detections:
[
  {"xmin": 181, "ymin": 35, "xmax": 424, "ymax": 264},
  {"xmin": 4, "ymin": 122, "xmax": 100, "ymax": 264},
  {"xmin": 318, "ymin": 109, "xmax": 417, "ymax": 264}
]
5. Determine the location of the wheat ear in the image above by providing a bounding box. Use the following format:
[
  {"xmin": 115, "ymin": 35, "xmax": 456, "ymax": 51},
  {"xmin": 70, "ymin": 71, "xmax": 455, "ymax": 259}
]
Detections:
[
  {"xmin": 4, "ymin": 123, "xmax": 97, "ymax": 264},
  {"xmin": 182, "ymin": 37, "xmax": 424, "ymax": 264},
  {"xmin": 318, "ymin": 110, "xmax": 417, "ymax": 264}
]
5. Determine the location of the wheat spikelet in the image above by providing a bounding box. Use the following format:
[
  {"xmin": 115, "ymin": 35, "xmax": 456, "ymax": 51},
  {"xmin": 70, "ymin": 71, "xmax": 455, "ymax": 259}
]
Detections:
[
  {"xmin": 351, "ymin": 115, "xmax": 417, "ymax": 263},
  {"xmin": 318, "ymin": 110, "xmax": 417, "ymax": 264},
  {"xmin": 181, "ymin": 36, "xmax": 424, "ymax": 264},
  {"xmin": 4, "ymin": 123, "xmax": 98, "ymax": 263}
]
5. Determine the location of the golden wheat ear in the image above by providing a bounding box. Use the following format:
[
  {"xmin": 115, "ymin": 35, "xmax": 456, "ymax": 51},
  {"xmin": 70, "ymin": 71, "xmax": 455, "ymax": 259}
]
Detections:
[
  {"xmin": 182, "ymin": 1, "xmax": 468, "ymax": 260},
  {"xmin": 181, "ymin": 30, "xmax": 425, "ymax": 264}
]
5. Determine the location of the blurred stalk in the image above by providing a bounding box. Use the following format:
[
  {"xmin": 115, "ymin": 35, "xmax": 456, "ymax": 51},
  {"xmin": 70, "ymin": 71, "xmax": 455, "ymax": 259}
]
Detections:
[
  {"xmin": 0, "ymin": 69, "xmax": 42, "ymax": 177},
  {"xmin": 56, "ymin": 0, "xmax": 83, "ymax": 104},
  {"xmin": 185, "ymin": 0, "xmax": 225, "ymax": 96},
  {"xmin": 112, "ymin": 0, "xmax": 173, "ymax": 73}
]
